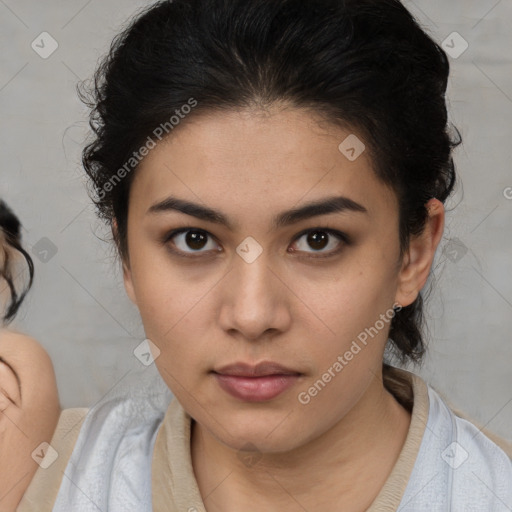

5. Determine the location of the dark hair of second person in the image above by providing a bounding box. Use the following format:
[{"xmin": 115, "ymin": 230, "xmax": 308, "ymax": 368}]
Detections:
[{"xmin": 0, "ymin": 200, "xmax": 34, "ymax": 323}]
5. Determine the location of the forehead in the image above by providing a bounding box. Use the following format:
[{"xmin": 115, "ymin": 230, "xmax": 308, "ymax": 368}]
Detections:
[{"xmin": 131, "ymin": 107, "xmax": 398, "ymax": 220}]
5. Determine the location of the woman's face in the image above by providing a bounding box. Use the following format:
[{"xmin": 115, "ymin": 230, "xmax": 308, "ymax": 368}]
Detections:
[{"xmin": 122, "ymin": 106, "xmax": 423, "ymax": 453}]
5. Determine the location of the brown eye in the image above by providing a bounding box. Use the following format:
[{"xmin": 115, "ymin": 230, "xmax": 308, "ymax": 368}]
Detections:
[
  {"xmin": 184, "ymin": 231, "xmax": 209, "ymax": 250},
  {"xmin": 306, "ymin": 231, "xmax": 329, "ymax": 251},
  {"xmin": 165, "ymin": 229, "xmax": 221, "ymax": 256},
  {"xmin": 290, "ymin": 229, "xmax": 347, "ymax": 258}
]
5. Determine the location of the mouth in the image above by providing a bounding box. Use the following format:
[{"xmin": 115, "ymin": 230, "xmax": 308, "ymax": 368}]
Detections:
[
  {"xmin": 213, "ymin": 361, "xmax": 302, "ymax": 377},
  {"xmin": 212, "ymin": 361, "xmax": 303, "ymax": 402}
]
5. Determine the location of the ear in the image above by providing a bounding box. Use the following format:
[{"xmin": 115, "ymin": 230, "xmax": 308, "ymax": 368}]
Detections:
[
  {"xmin": 112, "ymin": 218, "xmax": 137, "ymax": 306},
  {"xmin": 395, "ymin": 198, "xmax": 445, "ymax": 308}
]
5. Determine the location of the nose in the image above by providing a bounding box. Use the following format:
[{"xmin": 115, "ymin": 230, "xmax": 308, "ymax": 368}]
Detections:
[{"xmin": 218, "ymin": 253, "xmax": 291, "ymax": 342}]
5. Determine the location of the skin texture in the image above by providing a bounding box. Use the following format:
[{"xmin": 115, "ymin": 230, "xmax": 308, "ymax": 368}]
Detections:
[
  {"xmin": 0, "ymin": 329, "xmax": 60, "ymax": 512},
  {"xmin": 121, "ymin": 106, "xmax": 445, "ymax": 511}
]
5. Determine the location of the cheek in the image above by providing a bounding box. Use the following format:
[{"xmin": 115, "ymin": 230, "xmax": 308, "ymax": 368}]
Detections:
[
  {"xmin": 311, "ymin": 257, "xmax": 398, "ymax": 349},
  {"xmin": 128, "ymin": 242, "xmax": 185, "ymax": 326},
  {"xmin": 129, "ymin": 260, "xmax": 214, "ymax": 375},
  {"xmin": 292, "ymin": 272, "xmax": 398, "ymax": 422}
]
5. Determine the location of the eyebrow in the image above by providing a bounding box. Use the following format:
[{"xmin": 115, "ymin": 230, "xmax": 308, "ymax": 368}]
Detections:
[
  {"xmin": 0, "ymin": 355, "xmax": 21, "ymax": 403},
  {"xmin": 147, "ymin": 195, "xmax": 368, "ymax": 230}
]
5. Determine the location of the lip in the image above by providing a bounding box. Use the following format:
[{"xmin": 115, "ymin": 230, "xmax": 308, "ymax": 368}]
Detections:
[
  {"xmin": 212, "ymin": 361, "xmax": 303, "ymax": 402},
  {"xmin": 213, "ymin": 361, "xmax": 302, "ymax": 377}
]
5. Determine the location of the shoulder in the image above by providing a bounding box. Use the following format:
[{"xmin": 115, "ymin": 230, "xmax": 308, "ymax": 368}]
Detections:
[
  {"xmin": 449, "ymin": 402, "xmax": 512, "ymax": 460},
  {"xmin": 448, "ymin": 403, "xmax": 512, "ymax": 500},
  {"xmin": 20, "ymin": 366, "xmax": 172, "ymax": 511},
  {"xmin": 16, "ymin": 407, "xmax": 89, "ymax": 512},
  {"xmin": 428, "ymin": 385, "xmax": 512, "ymax": 467},
  {"xmin": 49, "ymin": 366, "xmax": 172, "ymax": 511},
  {"xmin": 0, "ymin": 329, "xmax": 61, "ymax": 512},
  {"xmin": 0, "ymin": 330, "xmax": 58, "ymax": 393},
  {"xmin": 406, "ymin": 382, "xmax": 512, "ymax": 509},
  {"xmin": 0, "ymin": 328, "xmax": 54, "ymax": 364}
]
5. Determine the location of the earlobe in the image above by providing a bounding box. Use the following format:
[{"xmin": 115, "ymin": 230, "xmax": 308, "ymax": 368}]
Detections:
[{"xmin": 395, "ymin": 199, "xmax": 445, "ymax": 307}]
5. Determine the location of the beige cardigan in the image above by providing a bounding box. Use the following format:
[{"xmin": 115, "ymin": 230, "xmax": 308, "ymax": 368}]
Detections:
[{"xmin": 17, "ymin": 370, "xmax": 512, "ymax": 511}]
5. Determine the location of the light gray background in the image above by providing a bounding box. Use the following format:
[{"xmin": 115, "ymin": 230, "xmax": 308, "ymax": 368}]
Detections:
[{"xmin": 1, "ymin": 0, "xmax": 511, "ymax": 439}]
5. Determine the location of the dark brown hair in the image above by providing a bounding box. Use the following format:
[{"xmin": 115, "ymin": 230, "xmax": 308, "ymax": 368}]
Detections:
[
  {"xmin": 79, "ymin": 0, "xmax": 460, "ymax": 369},
  {"xmin": 0, "ymin": 200, "xmax": 34, "ymax": 323}
]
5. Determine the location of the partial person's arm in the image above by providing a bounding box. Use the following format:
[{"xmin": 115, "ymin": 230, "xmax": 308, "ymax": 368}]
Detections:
[{"xmin": 0, "ymin": 330, "xmax": 60, "ymax": 512}]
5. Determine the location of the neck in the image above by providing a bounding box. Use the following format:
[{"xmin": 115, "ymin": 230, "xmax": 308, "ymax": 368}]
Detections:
[{"xmin": 191, "ymin": 372, "xmax": 412, "ymax": 511}]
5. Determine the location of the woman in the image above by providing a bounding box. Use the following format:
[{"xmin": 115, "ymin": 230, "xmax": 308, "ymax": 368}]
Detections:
[
  {"xmin": 0, "ymin": 200, "xmax": 60, "ymax": 512},
  {"xmin": 18, "ymin": 0, "xmax": 512, "ymax": 510}
]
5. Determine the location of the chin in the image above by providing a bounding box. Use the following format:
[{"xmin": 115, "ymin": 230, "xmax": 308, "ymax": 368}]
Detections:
[
  {"xmin": 206, "ymin": 411, "xmax": 305, "ymax": 454},
  {"xmin": 222, "ymin": 432, "xmax": 301, "ymax": 456}
]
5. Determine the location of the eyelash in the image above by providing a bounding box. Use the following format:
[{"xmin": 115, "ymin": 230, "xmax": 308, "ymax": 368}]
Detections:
[{"xmin": 161, "ymin": 227, "xmax": 350, "ymax": 260}]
